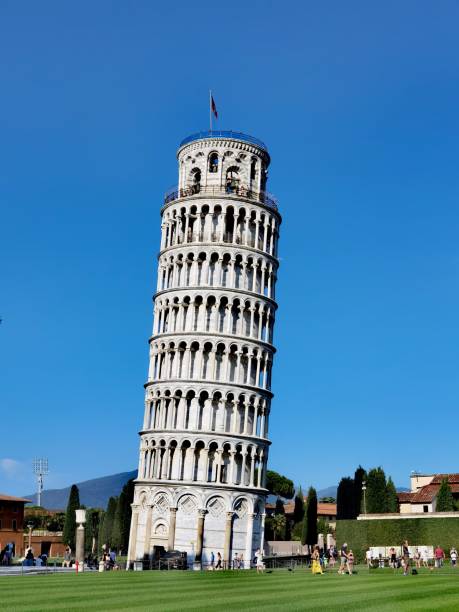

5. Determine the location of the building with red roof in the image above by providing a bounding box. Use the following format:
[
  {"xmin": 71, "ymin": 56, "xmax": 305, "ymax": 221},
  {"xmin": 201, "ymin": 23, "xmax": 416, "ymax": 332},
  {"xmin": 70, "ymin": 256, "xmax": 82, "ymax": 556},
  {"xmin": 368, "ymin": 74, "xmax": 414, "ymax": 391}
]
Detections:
[
  {"xmin": 398, "ymin": 473, "xmax": 459, "ymax": 514},
  {"xmin": 0, "ymin": 493, "xmax": 31, "ymax": 557}
]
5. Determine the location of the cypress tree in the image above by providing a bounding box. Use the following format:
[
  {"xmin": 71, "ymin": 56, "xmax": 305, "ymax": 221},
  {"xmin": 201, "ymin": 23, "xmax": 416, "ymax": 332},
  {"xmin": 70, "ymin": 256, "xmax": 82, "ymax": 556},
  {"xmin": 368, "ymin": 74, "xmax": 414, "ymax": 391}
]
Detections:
[
  {"xmin": 100, "ymin": 496, "xmax": 117, "ymax": 549},
  {"xmin": 84, "ymin": 508, "xmax": 102, "ymax": 555},
  {"xmin": 436, "ymin": 478, "xmax": 455, "ymax": 512},
  {"xmin": 386, "ymin": 477, "xmax": 399, "ymax": 512},
  {"xmin": 120, "ymin": 479, "xmax": 135, "ymax": 553},
  {"xmin": 366, "ymin": 467, "xmax": 388, "ymax": 513},
  {"xmin": 111, "ymin": 498, "xmax": 123, "ymax": 552},
  {"xmin": 303, "ymin": 487, "xmax": 318, "ymax": 546},
  {"xmin": 293, "ymin": 487, "xmax": 305, "ymax": 525},
  {"xmin": 62, "ymin": 484, "xmax": 80, "ymax": 551},
  {"xmin": 353, "ymin": 466, "xmax": 366, "ymax": 518},
  {"xmin": 275, "ymin": 497, "xmax": 285, "ymax": 515},
  {"xmin": 337, "ymin": 477, "xmax": 355, "ymax": 519},
  {"xmin": 97, "ymin": 511, "xmax": 105, "ymax": 553}
]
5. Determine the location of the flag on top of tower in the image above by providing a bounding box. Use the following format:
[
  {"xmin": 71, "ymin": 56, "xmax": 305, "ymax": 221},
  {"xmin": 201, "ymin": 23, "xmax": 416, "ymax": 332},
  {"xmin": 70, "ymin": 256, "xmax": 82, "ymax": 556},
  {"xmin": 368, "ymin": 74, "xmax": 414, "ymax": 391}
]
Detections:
[{"xmin": 211, "ymin": 94, "xmax": 218, "ymax": 119}]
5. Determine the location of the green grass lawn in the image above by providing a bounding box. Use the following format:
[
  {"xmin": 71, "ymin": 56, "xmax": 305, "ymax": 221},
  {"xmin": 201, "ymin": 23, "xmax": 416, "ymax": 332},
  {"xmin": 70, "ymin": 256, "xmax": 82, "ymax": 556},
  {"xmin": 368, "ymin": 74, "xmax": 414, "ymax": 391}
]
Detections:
[{"xmin": 2, "ymin": 566, "xmax": 459, "ymax": 611}]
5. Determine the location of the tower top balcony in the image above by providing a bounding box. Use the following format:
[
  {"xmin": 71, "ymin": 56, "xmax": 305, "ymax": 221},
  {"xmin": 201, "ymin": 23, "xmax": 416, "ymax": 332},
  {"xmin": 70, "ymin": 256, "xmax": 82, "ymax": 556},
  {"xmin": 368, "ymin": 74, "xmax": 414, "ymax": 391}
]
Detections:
[{"xmin": 179, "ymin": 130, "xmax": 268, "ymax": 152}]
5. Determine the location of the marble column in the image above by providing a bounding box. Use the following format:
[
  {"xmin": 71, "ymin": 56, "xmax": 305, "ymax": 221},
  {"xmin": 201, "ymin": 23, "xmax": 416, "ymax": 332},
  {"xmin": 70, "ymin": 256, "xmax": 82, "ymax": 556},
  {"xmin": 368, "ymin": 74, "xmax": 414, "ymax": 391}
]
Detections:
[
  {"xmin": 167, "ymin": 507, "xmax": 177, "ymax": 551},
  {"xmin": 144, "ymin": 505, "xmax": 153, "ymax": 557},
  {"xmin": 260, "ymin": 512, "xmax": 266, "ymax": 555},
  {"xmin": 128, "ymin": 508, "xmax": 139, "ymax": 564},
  {"xmin": 223, "ymin": 512, "xmax": 234, "ymax": 568},
  {"xmin": 244, "ymin": 513, "xmax": 256, "ymax": 569},
  {"xmin": 194, "ymin": 509, "xmax": 207, "ymax": 570}
]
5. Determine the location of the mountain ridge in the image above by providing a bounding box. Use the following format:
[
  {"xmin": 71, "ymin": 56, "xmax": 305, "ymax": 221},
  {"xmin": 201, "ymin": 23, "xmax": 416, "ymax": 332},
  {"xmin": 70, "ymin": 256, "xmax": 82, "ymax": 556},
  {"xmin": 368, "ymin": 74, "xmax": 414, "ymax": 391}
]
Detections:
[{"xmin": 25, "ymin": 470, "xmax": 137, "ymax": 509}]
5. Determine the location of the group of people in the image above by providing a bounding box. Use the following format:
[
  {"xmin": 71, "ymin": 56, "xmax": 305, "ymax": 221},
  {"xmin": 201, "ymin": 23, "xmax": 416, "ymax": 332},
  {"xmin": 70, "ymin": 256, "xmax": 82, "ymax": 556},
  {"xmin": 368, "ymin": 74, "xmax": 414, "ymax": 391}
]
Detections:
[
  {"xmin": 208, "ymin": 549, "xmax": 264, "ymax": 572},
  {"xmin": 102, "ymin": 547, "xmax": 118, "ymax": 570},
  {"xmin": 22, "ymin": 547, "xmax": 48, "ymax": 567},
  {"xmin": 365, "ymin": 541, "xmax": 458, "ymax": 574},
  {"xmin": 310, "ymin": 543, "xmax": 354, "ymax": 575}
]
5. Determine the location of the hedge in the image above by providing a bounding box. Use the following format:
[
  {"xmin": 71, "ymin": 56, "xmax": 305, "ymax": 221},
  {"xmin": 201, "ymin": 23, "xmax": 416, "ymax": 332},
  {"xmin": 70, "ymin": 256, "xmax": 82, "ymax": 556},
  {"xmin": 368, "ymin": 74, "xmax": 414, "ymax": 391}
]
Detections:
[{"xmin": 336, "ymin": 517, "xmax": 459, "ymax": 563}]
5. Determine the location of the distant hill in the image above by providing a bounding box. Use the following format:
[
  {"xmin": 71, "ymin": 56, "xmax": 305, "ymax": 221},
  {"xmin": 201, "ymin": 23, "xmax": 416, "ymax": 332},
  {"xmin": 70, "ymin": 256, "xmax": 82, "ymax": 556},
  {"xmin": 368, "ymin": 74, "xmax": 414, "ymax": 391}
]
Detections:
[
  {"xmin": 25, "ymin": 470, "xmax": 137, "ymax": 510},
  {"xmin": 317, "ymin": 486, "xmax": 337, "ymax": 499}
]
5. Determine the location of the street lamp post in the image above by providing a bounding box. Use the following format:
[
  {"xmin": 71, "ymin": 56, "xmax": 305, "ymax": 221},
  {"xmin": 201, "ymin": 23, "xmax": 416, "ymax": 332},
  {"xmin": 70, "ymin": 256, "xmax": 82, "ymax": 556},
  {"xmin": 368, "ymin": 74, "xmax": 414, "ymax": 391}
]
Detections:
[
  {"xmin": 27, "ymin": 522, "xmax": 34, "ymax": 551},
  {"xmin": 362, "ymin": 481, "xmax": 367, "ymax": 515}
]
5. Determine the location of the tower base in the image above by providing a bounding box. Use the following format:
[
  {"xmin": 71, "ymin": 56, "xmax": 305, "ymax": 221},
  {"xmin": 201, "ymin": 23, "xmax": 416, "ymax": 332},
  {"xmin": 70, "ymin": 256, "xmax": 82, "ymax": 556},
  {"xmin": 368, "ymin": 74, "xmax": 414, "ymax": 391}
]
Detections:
[{"xmin": 128, "ymin": 482, "xmax": 266, "ymax": 570}]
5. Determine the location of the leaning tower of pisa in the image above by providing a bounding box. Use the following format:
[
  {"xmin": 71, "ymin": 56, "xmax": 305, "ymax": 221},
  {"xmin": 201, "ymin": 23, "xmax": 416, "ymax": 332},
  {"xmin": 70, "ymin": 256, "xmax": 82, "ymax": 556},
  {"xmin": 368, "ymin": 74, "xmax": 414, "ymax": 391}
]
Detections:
[{"xmin": 128, "ymin": 130, "xmax": 281, "ymax": 569}]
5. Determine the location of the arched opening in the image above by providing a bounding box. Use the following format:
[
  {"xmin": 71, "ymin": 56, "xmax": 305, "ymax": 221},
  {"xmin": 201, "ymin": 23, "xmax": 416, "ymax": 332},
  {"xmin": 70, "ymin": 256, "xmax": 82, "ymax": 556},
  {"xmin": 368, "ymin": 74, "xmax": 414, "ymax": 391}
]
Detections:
[
  {"xmin": 215, "ymin": 342, "xmax": 225, "ymax": 380},
  {"xmin": 226, "ymin": 166, "xmax": 239, "ymax": 193},
  {"xmin": 190, "ymin": 168, "xmax": 201, "ymax": 194},
  {"xmin": 208, "ymin": 152, "xmax": 218, "ymax": 173}
]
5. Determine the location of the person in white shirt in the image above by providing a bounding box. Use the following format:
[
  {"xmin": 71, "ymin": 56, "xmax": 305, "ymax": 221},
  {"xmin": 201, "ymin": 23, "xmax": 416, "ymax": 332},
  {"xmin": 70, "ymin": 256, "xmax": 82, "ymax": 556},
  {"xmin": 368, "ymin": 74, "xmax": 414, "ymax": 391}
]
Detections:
[
  {"xmin": 450, "ymin": 548, "xmax": 457, "ymax": 567},
  {"xmin": 255, "ymin": 548, "xmax": 264, "ymax": 573},
  {"xmin": 365, "ymin": 549, "xmax": 372, "ymax": 569}
]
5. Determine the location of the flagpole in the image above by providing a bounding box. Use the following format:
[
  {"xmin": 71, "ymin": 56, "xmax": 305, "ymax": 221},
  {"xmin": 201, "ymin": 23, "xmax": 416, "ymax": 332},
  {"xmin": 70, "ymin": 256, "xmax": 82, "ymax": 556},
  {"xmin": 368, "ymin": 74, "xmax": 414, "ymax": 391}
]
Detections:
[{"xmin": 209, "ymin": 90, "xmax": 212, "ymax": 132}]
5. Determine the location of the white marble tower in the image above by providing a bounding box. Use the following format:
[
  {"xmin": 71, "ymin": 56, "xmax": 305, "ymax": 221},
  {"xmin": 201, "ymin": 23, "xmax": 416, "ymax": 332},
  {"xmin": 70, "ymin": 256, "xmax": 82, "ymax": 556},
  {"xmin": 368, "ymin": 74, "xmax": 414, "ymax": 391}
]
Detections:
[{"xmin": 128, "ymin": 130, "xmax": 281, "ymax": 569}]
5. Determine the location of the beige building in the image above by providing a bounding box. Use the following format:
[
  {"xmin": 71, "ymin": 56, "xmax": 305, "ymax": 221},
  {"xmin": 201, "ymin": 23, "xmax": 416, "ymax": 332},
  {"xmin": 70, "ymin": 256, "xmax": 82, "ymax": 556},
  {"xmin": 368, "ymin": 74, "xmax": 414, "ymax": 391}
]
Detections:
[{"xmin": 398, "ymin": 473, "xmax": 459, "ymax": 514}]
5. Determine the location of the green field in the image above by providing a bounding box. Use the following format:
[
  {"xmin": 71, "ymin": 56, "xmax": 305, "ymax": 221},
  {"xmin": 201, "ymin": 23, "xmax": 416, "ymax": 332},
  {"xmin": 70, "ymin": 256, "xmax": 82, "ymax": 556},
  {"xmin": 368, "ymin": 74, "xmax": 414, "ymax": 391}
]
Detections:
[{"xmin": 2, "ymin": 566, "xmax": 459, "ymax": 611}]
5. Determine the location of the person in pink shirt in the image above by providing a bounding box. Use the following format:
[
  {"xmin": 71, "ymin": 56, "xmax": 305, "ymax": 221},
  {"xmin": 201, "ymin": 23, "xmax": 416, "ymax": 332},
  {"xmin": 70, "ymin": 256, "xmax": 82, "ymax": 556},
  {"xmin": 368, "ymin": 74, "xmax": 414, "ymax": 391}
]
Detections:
[{"xmin": 434, "ymin": 545, "xmax": 445, "ymax": 568}]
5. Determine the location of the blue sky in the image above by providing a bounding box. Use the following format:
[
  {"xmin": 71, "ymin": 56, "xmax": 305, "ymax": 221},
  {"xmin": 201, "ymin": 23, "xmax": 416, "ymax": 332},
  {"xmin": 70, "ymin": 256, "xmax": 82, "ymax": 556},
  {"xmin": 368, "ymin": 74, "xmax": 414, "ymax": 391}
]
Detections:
[{"xmin": 1, "ymin": 1, "xmax": 458, "ymax": 497}]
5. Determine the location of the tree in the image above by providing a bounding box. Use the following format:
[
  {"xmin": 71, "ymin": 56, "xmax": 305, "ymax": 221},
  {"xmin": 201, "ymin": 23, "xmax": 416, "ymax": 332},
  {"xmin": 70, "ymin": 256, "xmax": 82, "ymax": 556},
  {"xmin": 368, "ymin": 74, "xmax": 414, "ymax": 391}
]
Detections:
[
  {"xmin": 436, "ymin": 478, "xmax": 455, "ymax": 512},
  {"xmin": 353, "ymin": 466, "xmax": 366, "ymax": 518},
  {"xmin": 275, "ymin": 497, "xmax": 285, "ymax": 515},
  {"xmin": 99, "ymin": 496, "xmax": 117, "ymax": 549},
  {"xmin": 62, "ymin": 484, "xmax": 80, "ymax": 551},
  {"xmin": 272, "ymin": 514, "xmax": 286, "ymax": 541},
  {"xmin": 317, "ymin": 517, "xmax": 330, "ymax": 536},
  {"xmin": 386, "ymin": 477, "xmax": 399, "ymax": 513},
  {"xmin": 266, "ymin": 470, "xmax": 295, "ymax": 500},
  {"xmin": 366, "ymin": 467, "xmax": 388, "ymax": 513},
  {"xmin": 319, "ymin": 497, "xmax": 336, "ymax": 504},
  {"xmin": 111, "ymin": 499, "xmax": 123, "ymax": 552},
  {"xmin": 302, "ymin": 487, "xmax": 318, "ymax": 546},
  {"xmin": 46, "ymin": 512, "xmax": 65, "ymax": 532},
  {"xmin": 337, "ymin": 477, "xmax": 355, "ymax": 519},
  {"xmin": 85, "ymin": 508, "xmax": 102, "ymax": 555},
  {"xmin": 293, "ymin": 487, "xmax": 305, "ymax": 525},
  {"xmin": 119, "ymin": 479, "xmax": 135, "ymax": 553}
]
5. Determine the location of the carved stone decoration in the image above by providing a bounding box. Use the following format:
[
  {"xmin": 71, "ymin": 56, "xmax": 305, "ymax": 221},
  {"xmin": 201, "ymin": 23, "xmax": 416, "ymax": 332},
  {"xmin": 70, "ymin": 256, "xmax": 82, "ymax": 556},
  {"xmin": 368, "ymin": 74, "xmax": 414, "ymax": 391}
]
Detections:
[
  {"xmin": 207, "ymin": 496, "xmax": 225, "ymax": 518},
  {"xmin": 178, "ymin": 494, "xmax": 198, "ymax": 515}
]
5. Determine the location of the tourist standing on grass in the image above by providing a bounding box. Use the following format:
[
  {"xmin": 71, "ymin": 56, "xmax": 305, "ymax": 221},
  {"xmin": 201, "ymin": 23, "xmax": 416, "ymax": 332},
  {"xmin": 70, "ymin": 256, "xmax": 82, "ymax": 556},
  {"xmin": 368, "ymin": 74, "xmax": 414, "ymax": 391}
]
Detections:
[
  {"xmin": 215, "ymin": 552, "xmax": 222, "ymax": 570},
  {"xmin": 450, "ymin": 547, "xmax": 457, "ymax": 568},
  {"xmin": 328, "ymin": 545, "xmax": 336, "ymax": 569},
  {"xmin": 434, "ymin": 545, "xmax": 445, "ymax": 568},
  {"xmin": 365, "ymin": 548, "xmax": 372, "ymax": 569},
  {"xmin": 311, "ymin": 546, "xmax": 323, "ymax": 575},
  {"xmin": 421, "ymin": 549, "xmax": 429, "ymax": 569},
  {"xmin": 63, "ymin": 547, "xmax": 72, "ymax": 567},
  {"xmin": 347, "ymin": 550, "xmax": 354, "ymax": 575},
  {"xmin": 338, "ymin": 543, "xmax": 349, "ymax": 574},
  {"xmin": 256, "ymin": 549, "xmax": 264, "ymax": 573},
  {"xmin": 414, "ymin": 549, "xmax": 421, "ymax": 569},
  {"xmin": 402, "ymin": 541, "xmax": 410, "ymax": 576}
]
